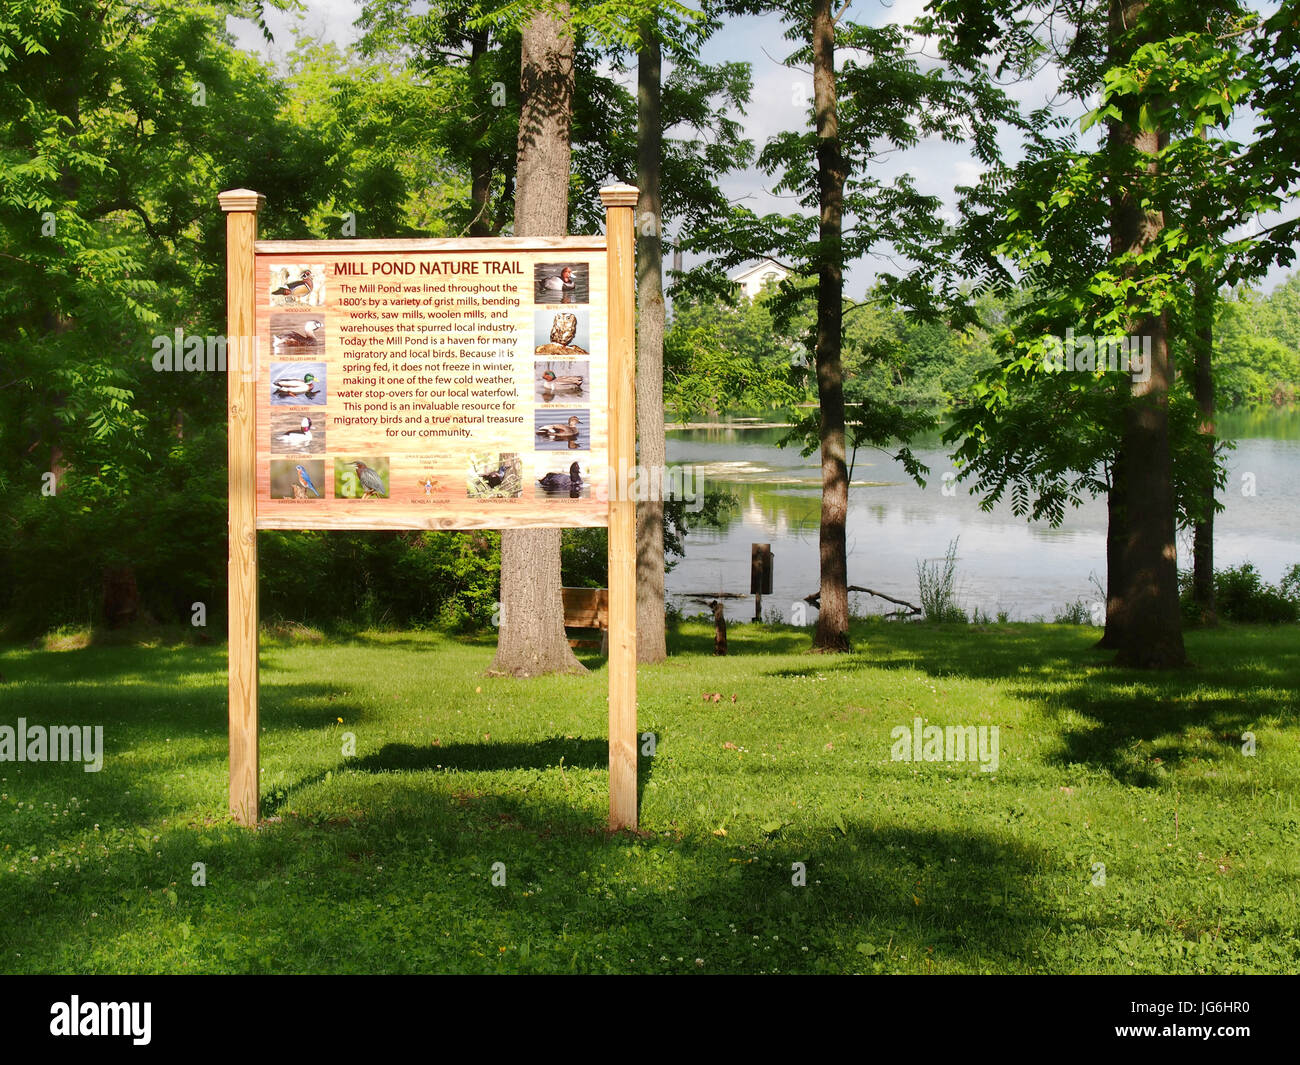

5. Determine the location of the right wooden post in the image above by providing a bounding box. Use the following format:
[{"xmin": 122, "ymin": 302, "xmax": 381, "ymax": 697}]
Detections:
[{"xmin": 601, "ymin": 184, "xmax": 639, "ymax": 831}]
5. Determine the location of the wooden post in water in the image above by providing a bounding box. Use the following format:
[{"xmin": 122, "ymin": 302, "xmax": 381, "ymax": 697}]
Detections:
[
  {"xmin": 219, "ymin": 189, "xmax": 263, "ymax": 827},
  {"xmin": 601, "ymin": 184, "xmax": 639, "ymax": 831}
]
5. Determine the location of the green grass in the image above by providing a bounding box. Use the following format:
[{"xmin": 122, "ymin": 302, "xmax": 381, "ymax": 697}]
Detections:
[{"xmin": 1, "ymin": 619, "xmax": 1297, "ymax": 974}]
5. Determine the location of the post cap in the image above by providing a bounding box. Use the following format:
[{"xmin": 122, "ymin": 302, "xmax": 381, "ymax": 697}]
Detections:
[
  {"xmin": 599, "ymin": 184, "xmax": 640, "ymax": 208},
  {"xmin": 219, "ymin": 189, "xmax": 265, "ymax": 213}
]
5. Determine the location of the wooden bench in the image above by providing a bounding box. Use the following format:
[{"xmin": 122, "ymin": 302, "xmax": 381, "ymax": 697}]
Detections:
[{"xmin": 562, "ymin": 587, "xmax": 608, "ymax": 653}]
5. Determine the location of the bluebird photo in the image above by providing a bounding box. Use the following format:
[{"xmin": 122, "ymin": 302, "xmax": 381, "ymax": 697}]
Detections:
[{"xmin": 269, "ymin": 458, "xmax": 325, "ymax": 500}]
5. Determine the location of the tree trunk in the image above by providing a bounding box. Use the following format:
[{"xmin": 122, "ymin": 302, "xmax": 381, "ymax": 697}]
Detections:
[
  {"xmin": 1110, "ymin": 0, "xmax": 1185, "ymax": 669},
  {"xmin": 489, "ymin": 3, "xmax": 584, "ymax": 677},
  {"xmin": 1190, "ymin": 136, "xmax": 1217, "ymax": 625},
  {"xmin": 468, "ymin": 29, "xmax": 493, "ymax": 238},
  {"xmin": 1096, "ymin": 460, "xmax": 1127, "ymax": 649},
  {"xmin": 635, "ymin": 22, "xmax": 668, "ymax": 663},
  {"xmin": 811, "ymin": 0, "xmax": 850, "ymax": 652}
]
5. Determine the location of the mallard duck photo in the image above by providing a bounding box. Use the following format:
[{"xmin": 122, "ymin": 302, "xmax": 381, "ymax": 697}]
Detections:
[
  {"xmin": 269, "ymin": 362, "xmax": 326, "ymax": 405},
  {"xmin": 272, "ymin": 372, "xmax": 317, "ymax": 394},
  {"xmin": 537, "ymin": 461, "xmax": 583, "ymax": 494},
  {"xmin": 272, "ymin": 318, "xmax": 325, "ymax": 349}
]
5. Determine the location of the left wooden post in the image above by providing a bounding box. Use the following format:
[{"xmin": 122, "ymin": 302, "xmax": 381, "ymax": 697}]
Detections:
[{"xmin": 219, "ymin": 188, "xmax": 263, "ymax": 827}]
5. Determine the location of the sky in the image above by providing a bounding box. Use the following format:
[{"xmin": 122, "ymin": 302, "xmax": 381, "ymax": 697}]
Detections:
[{"xmin": 227, "ymin": 1, "xmax": 1295, "ymax": 296}]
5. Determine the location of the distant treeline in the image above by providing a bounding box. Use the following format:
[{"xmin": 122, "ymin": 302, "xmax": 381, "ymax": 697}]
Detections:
[{"xmin": 666, "ymin": 277, "xmax": 1300, "ymax": 417}]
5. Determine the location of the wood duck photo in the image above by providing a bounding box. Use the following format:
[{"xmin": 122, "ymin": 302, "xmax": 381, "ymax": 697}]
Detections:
[{"xmin": 268, "ymin": 264, "xmax": 325, "ymax": 307}]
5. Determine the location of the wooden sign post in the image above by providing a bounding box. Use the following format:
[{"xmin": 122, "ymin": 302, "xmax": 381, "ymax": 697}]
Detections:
[{"xmin": 220, "ymin": 185, "xmax": 639, "ymax": 830}]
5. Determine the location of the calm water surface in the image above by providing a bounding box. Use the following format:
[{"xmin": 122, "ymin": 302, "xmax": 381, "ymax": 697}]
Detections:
[{"xmin": 665, "ymin": 408, "xmax": 1300, "ymax": 621}]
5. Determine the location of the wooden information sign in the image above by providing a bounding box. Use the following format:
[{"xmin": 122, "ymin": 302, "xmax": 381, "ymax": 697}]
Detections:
[{"xmin": 220, "ymin": 186, "xmax": 640, "ymax": 830}]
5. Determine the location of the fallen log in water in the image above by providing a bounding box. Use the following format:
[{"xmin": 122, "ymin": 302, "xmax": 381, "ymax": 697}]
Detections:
[{"xmin": 804, "ymin": 586, "xmax": 922, "ymax": 616}]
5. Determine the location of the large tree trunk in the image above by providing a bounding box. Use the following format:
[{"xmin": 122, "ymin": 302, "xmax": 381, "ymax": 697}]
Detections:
[
  {"xmin": 811, "ymin": 0, "xmax": 850, "ymax": 652},
  {"xmin": 489, "ymin": 3, "xmax": 584, "ymax": 677},
  {"xmin": 635, "ymin": 23, "xmax": 668, "ymax": 663},
  {"xmin": 1190, "ymin": 143, "xmax": 1217, "ymax": 625},
  {"xmin": 1110, "ymin": 0, "xmax": 1186, "ymax": 669},
  {"xmin": 1096, "ymin": 460, "xmax": 1127, "ymax": 649},
  {"xmin": 468, "ymin": 29, "xmax": 493, "ymax": 238}
]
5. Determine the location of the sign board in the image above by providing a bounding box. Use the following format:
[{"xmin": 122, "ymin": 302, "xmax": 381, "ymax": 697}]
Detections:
[
  {"xmin": 220, "ymin": 187, "xmax": 640, "ymax": 832},
  {"xmin": 253, "ymin": 239, "xmax": 612, "ymax": 529}
]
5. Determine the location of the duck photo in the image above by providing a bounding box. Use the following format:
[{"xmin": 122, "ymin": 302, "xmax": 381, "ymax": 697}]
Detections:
[
  {"xmin": 467, "ymin": 453, "xmax": 522, "ymax": 499},
  {"xmin": 535, "ymin": 359, "xmax": 589, "ymax": 401},
  {"xmin": 269, "ymin": 413, "xmax": 324, "ymax": 455},
  {"xmin": 269, "ymin": 263, "xmax": 325, "ymax": 306},
  {"xmin": 534, "ymin": 410, "xmax": 586, "ymax": 450},
  {"xmin": 271, "ymin": 315, "xmax": 325, "ymax": 351},
  {"xmin": 269, "ymin": 361, "xmax": 326, "ymax": 405},
  {"xmin": 537, "ymin": 461, "xmax": 586, "ymax": 498},
  {"xmin": 534, "ymin": 262, "xmax": 588, "ymax": 304}
]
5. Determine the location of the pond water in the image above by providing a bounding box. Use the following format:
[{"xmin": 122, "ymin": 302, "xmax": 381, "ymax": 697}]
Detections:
[{"xmin": 664, "ymin": 408, "xmax": 1300, "ymax": 622}]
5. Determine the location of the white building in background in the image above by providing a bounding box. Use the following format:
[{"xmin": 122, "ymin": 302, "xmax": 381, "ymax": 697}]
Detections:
[{"xmin": 730, "ymin": 259, "xmax": 790, "ymax": 299}]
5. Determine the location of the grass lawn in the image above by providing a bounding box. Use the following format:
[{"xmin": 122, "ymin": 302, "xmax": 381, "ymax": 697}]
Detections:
[{"xmin": 0, "ymin": 619, "xmax": 1296, "ymax": 974}]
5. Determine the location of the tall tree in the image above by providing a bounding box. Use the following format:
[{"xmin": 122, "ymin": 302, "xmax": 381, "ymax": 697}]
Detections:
[
  {"xmin": 490, "ymin": 1, "xmax": 585, "ymax": 676},
  {"xmin": 681, "ymin": 3, "xmax": 1015, "ymax": 651},
  {"xmin": 934, "ymin": 0, "xmax": 1278, "ymax": 664},
  {"xmin": 636, "ymin": 22, "xmax": 668, "ymax": 662},
  {"xmin": 1107, "ymin": 0, "xmax": 1184, "ymax": 668},
  {"xmin": 809, "ymin": 0, "xmax": 850, "ymax": 650}
]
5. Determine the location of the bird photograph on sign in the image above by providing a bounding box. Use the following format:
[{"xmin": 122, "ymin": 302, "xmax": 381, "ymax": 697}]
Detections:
[
  {"xmin": 536, "ymin": 461, "xmax": 586, "ymax": 499},
  {"xmin": 335, "ymin": 457, "xmax": 389, "ymax": 499},
  {"xmin": 269, "ymin": 413, "xmax": 323, "ymax": 455},
  {"xmin": 534, "ymin": 262, "xmax": 588, "ymax": 304},
  {"xmin": 270, "ymin": 361, "xmax": 326, "ymax": 405},
  {"xmin": 268, "ymin": 458, "xmax": 324, "ymax": 499},
  {"xmin": 467, "ymin": 453, "xmax": 522, "ymax": 499},
  {"xmin": 270, "ymin": 314, "xmax": 326, "ymax": 352},
  {"xmin": 536, "ymin": 359, "xmax": 588, "ymax": 401},
  {"xmin": 534, "ymin": 410, "xmax": 587, "ymax": 450},
  {"xmin": 269, "ymin": 264, "xmax": 324, "ymax": 306},
  {"xmin": 534, "ymin": 309, "xmax": 588, "ymax": 355}
]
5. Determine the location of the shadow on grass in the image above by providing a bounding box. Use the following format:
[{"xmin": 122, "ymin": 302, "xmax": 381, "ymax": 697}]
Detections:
[
  {"xmin": 1, "ymin": 780, "xmax": 1079, "ymax": 974},
  {"xmin": 353, "ymin": 737, "xmax": 608, "ymax": 774}
]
